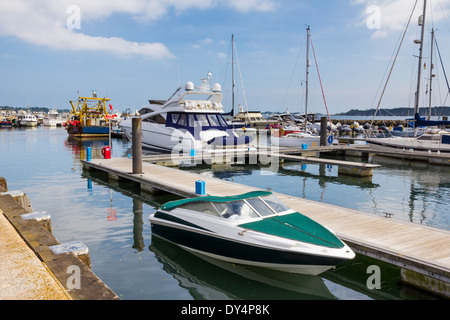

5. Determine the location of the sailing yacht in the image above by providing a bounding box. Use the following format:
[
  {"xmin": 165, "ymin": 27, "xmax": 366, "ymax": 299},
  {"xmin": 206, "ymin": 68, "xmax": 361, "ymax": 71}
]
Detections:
[
  {"xmin": 271, "ymin": 26, "xmax": 331, "ymax": 148},
  {"xmin": 366, "ymin": 0, "xmax": 450, "ymax": 153}
]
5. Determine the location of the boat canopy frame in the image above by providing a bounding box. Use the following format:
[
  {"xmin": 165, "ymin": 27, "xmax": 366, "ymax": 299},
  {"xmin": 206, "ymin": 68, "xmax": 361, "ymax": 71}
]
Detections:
[
  {"xmin": 160, "ymin": 191, "xmax": 292, "ymax": 220},
  {"xmin": 161, "ymin": 191, "xmax": 272, "ymax": 211}
]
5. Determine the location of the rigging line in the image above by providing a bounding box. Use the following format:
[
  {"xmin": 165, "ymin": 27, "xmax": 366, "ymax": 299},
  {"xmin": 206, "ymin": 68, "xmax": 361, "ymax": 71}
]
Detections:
[
  {"xmin": 309, "ymin": 36, "xmax": 331, "ymax": 126},
  {"xmin": 435, "ymin": 38, "xmax": 450, "ymax": 93},
  {"xmin": 281, "ymin": 39, "xmax": 305, "ymax": 110},
  {"xmin": 438, "ymin": 0, "xmax": 450, "ymax": 33},
  {"xmin": 369, "ymin": 0, "xmax": 419, "ymax": 129},
  {"xmin": 233, "ymin": 41, "xmax": 248, "ymax": 111}
]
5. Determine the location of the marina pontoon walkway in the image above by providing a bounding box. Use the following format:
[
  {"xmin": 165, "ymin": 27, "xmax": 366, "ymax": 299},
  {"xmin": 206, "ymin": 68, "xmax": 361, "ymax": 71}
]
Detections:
[{"xmin": 82, "ymin": 157, "xmax": 450, "ymax": 297}]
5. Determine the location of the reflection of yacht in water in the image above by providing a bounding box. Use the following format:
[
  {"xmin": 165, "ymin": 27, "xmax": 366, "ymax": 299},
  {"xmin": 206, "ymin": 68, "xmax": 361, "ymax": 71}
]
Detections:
[
  {"xmin": 149, "ymin": 236, "xmax": 336, "ymax": 300},
  {"xmin": 120, "ymin": 74, "xmax": 251, "ymax": 152}
]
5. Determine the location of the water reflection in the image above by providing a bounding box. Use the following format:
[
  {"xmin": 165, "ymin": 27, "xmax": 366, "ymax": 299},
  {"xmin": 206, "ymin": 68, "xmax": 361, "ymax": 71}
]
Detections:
[
  {"xmin": 132, "ymin": 197, "xmax": 144, "ymax": 252},
  {"xmin": 149, "ymin": 236, "xmax": 336, "ymax": 300},
  {"xmin": 64, "ymin": 136, "xmax": 110, "ymax": 165}
]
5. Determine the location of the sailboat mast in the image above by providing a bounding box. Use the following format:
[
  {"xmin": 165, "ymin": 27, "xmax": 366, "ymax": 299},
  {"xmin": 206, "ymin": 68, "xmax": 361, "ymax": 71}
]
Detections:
[
  {"xmin": 414, "ymin": 0, "xmax": 427, "ymax": 125},
  {"xmin": 232, "ymin": 34, "xmax": 235, "ymax": 117},
  {"xmin": 304, "ymin": 26, "xmax": 310, "ymax": 131},
  {"xmin": 428, "ymin": 28, "xmax": 434, "ymax": 121}
]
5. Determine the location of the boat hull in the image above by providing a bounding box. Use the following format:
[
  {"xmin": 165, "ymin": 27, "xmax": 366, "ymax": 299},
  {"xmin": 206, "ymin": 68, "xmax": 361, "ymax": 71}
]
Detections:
[
  {"xmin": 19, "ymin": 121, "xmax": 37, "ymax": 127},
  {"xmin": 120, "ymin": 118, "xmax": 249, "ymax": 152},
  {"xmin": 366, "ymin": 137, "xmax": 450, "ymax": 153},
  {"xmin": 67, "ymin": 124, "xmax": 109, "ymax": 138},
  {"xmin": 271, "ymin": 135, "xmax": 321, "ymax": 148},
  {"xmin": 43, "ymin": 119, "xmax": 65, "ymax": 127},
  {"xmin": 0, "ymin": 122, "xmax": 13, "ymax": 128}
]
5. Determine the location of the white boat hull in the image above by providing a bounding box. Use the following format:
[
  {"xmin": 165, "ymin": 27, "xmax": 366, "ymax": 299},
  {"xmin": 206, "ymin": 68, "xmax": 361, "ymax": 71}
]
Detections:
[
  {"xmin": 271, "ymin": 135, "xmax": 321, "ymax": 148},
  {"xmin": 19, "ymin": 120, "xmax": 37, "ymax": 127},
  {"xmin": 43, "ymin": 118, "xmax": 65, "ymax": 127},
  {"xmin": 366, "ymin": 136, "xmax": 450, "ymax": 153}
]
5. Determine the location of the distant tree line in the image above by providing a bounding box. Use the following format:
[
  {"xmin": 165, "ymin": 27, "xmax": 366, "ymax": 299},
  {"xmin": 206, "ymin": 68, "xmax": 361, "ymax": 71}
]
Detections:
[
  {"xmin": 335, "ymin": 106, "xmax": 450, "ymax": 117},
  {"xmin": 0, "ymin": 106, "xmax": 71, "ymax": 113}
]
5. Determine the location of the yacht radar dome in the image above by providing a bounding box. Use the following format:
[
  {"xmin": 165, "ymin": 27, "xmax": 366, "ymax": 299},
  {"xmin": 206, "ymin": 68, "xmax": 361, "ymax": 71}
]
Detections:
[
  {"xmin": 212, "ymin": 83, "xmax": 221, "ymax": 93},
  {"xmin": 185, "ymin": 81, "xmax": 194, "ymax": 91}
]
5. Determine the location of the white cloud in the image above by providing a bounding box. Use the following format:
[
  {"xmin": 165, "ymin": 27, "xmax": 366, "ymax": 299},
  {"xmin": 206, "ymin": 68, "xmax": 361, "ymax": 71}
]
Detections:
[
  {"xmin": 354, "ymin": 0, "xmax": 450, "ymax": 39},
  {"xmin": 0, "ymin": 0, "xmax": 174, "ymax": 59},
  {"xmin": 226, "ymin": 0, "xmax": 279, "ymax": 13},
  {"xmin": 0, "ymin": 0, "xmax": 279, "ymax": 59}
]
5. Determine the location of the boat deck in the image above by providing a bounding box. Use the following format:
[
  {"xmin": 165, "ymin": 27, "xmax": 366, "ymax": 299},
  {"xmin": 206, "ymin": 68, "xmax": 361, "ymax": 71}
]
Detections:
[{"xmin": 82, "ymin": 156, "xmax": 450, "ymax": 295}]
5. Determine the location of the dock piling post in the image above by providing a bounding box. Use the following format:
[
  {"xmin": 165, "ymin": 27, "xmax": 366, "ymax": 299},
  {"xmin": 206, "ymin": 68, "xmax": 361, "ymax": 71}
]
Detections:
[
  {"xmin": 320, "ymin": 117, "xmax": 327, "ymax": 146},
  {"xmin": 132, "ymin": 117, "xmax": 142, "ymax": 174}
]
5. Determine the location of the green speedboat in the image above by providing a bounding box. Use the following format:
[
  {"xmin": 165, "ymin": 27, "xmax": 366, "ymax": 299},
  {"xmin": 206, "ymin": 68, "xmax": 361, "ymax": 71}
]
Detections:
[{"xmin": 149, "ymin": 191, "xmax": 355, "ymax": 275}]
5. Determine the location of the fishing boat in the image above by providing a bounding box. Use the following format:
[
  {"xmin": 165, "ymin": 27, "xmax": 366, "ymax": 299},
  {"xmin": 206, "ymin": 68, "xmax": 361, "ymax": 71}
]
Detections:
[
  {"xmin": 0, "ymin": 117, "xmax": 13, "ymax": 128},
  {"xmin": 149, "ymin": 191, "xmax": 355, "ymax": 275},
  {"xmin": 18, "ymin": 113, "xmax": 37, "ymax": 127},
  {"xmin": 120, "ymin": 74, "xmax": 251, "ymax": 152},
  {"xmin": 65, "ymin": 92, "xmax": 112, "ymax": 138},
  {"xmin": 366, "ymin": 1, "xmax": 450, "ymax": 152}
]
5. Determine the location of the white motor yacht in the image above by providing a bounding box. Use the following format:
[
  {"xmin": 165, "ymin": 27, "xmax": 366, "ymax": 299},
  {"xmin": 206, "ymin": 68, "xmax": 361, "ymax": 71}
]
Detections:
[
  {"xmin": 120, "ymin": 76, "xmax": 251, "ymax": 152},
  {"xmin": 43, "ymin": 110, "xmax": 65, "ymax": 127}
]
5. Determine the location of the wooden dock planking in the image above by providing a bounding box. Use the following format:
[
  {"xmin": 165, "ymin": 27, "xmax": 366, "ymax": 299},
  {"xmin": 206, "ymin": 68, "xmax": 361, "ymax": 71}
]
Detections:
[{"xmin": 82, "ymin": 157, "xmax": 450, "ymax": 293}]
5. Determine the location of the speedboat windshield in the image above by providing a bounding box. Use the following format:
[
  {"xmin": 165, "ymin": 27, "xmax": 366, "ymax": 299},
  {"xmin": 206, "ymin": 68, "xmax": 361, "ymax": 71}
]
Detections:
[
  {"xmin": 247, "ymin": 194, "xmax": 291, "ymax": 215},
  {"xmin": 163, "ymin": 192, "xmax": 292, "ymax": 221}
]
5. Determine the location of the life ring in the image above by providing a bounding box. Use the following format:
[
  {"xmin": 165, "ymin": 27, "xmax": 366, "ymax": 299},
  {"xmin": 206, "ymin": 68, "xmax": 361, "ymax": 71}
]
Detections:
[{"xmin": 327, "ymin": 135, "xmax": 334, "ymax": 144}]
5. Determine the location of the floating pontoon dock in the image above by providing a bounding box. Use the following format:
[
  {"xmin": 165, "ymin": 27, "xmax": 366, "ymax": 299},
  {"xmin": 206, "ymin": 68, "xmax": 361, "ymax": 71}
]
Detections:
[{"xmin": 82, "ymin": 156, "xmax": 450, "ymax": 298}]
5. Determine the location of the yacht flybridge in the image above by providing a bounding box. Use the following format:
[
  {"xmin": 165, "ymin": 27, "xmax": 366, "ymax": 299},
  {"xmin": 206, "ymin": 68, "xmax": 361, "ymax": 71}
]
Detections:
[
  {"xmin": 120, "ymin": 75, "xmax": 251, "ymax": 152},
  {"xmin": 149, "ymin": 191, "xmax": 355, "ymax": 275}
]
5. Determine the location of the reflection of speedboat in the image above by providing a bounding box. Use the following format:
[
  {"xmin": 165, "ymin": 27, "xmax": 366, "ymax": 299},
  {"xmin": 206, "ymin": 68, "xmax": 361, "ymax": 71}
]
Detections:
[
  {"xmin": 149, "ymin": 191, "xmax": 355, "ymax": 275},
  {"xmin": 120, "ymin": 74, "xmax": 251, "ymax": 152},
  {"xmin": 150, "ymin": 236, "xmax": 336, "ymax": 300}
]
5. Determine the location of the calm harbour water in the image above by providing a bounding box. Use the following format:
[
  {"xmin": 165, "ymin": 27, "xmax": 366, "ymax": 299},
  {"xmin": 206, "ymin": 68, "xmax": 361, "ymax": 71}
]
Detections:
[{"xmin": 1, "ymin": 125, "xmax": 448, "ymax": 300}]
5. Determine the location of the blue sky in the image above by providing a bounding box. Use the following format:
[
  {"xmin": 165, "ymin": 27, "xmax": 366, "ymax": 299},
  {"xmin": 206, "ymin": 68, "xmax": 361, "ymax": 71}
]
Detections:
[{"xmin": 1, "ymin": 0, "xmax": 450, "ymax": 114}]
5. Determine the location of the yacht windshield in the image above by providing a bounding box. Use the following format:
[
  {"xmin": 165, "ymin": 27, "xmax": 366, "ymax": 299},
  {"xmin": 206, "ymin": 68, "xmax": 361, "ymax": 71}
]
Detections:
[{"xmin": 166, "ymin": 112, "xmax": 231, "ymax": 137}]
